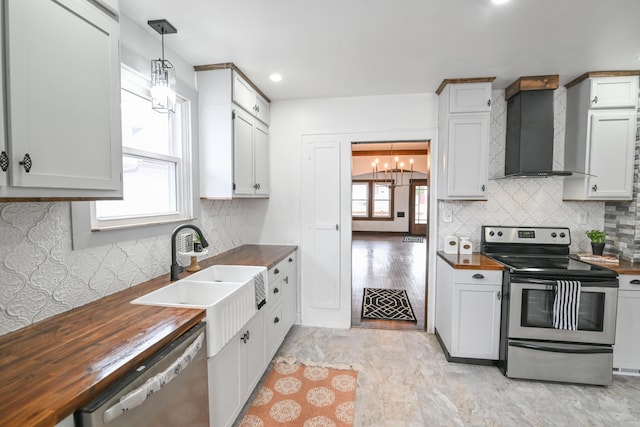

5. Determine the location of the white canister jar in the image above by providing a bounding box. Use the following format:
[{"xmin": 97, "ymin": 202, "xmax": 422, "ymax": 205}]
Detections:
[
  {"xmin": 444, "ymin": 235, "xmax": 459, "ymax": 254},
  {"xmin": 459, "ymin": 237, "xmax": 473, "ymax": 254}
]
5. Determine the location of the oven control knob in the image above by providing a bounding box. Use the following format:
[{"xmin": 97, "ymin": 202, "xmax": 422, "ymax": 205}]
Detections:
[
  {"xmin": 489, "ymin": 231, "xmax": 495, "ymax": 236},
  {"xmin": 560, "ymin": 232, "xmax": 566, "ymax": 238},
  {"xmin": 551, "ymin": 232, "xmax": 557, "ymax": 238},
  {"xmin": 497, "ymin": 231, "xmax": 503, "ymax": 237}
]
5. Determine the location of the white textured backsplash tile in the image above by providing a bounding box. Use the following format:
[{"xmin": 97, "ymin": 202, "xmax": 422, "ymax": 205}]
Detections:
[
  {"xmin": 438, "ymin": 88, "xmax": 605, "ymax": 253},
  {"xmin": 0, "ymin": 199, "xmax": 254, "ymax": 335}
]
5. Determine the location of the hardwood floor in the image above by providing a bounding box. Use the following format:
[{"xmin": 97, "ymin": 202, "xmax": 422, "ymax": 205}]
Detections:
[{"xmin": 351, "ymin": 232, "xmax": 426, "ymax": 330}]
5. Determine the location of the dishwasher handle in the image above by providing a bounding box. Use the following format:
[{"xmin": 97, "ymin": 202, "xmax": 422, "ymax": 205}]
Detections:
[{"xmin": 102, "ymin": 332, "xmax": 205, "ymax": 424}]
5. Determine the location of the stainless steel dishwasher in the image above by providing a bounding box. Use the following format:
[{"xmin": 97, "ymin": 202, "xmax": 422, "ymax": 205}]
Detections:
[{"xmin": 76, "ymin": 322, "xmax": 209, "ymax": 427}]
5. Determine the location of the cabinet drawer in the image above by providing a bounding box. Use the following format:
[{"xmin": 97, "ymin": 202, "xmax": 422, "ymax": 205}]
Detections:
[
  {"xmin": 589, "ymin": 76, "xmax": 639, "ymax": 109},
  {"xmin": 265, "ymin": 305, "xmax": 285, "ymax": 359},
  {"xmin": 268, "ymin": 253, "xmax": 297, "ymax": 284},
  {"xmin": 453, "ymin": 269, "xmax": 502, "ymax": 285},
  {"xmin": 619, "ymin": 275, "xmax": 640, "ymax": 291}
]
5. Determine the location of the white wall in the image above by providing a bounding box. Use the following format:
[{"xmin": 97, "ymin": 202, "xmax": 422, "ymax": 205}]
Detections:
[{"xmin": 257, "ymin": 93, "xmax": 438, "ymax": 245}]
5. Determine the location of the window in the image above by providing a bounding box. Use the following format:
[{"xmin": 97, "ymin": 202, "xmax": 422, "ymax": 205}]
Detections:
[
  {"xmin": 92, "ymin": 67, "xmax": 193, "ymax": 230},
  {"xmin": 351, "ymin": 180, "xmax": 394, "ymax": 220}
]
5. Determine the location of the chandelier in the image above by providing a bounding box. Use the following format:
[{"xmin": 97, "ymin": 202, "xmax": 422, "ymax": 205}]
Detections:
[
  {"xmin": 371, "ymin": 151, "xmax": 414, "ymax": 189},
  {"xmin": 148, "ymin": 19, "xmax": 177, "ymax": 113}
]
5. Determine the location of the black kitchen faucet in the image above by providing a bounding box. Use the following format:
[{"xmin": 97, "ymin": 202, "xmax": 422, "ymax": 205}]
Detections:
[{"xmin": 170, "ymin": 224, "xmax": 209, "ymax": 281}]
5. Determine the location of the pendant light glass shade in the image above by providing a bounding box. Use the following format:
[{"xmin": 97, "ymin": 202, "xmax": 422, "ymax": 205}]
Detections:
[
  {"xmin": 151, "ymin": 58, "xmax": 176, "ymax": 113},
  {"xmin": 147, "ymin": 19, "xmax": 177, "ymax": 113}
]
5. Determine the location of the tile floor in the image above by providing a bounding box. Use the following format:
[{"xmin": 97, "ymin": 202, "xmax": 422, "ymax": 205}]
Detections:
[{"xmin": 266, "ymin": 326, "xmax": 640, "ymax": 427}]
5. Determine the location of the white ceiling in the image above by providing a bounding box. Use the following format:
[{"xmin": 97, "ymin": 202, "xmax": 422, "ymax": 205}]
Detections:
[{"xmin": 120, "ymin": 0, "xmax": 640, "ymax": 101}]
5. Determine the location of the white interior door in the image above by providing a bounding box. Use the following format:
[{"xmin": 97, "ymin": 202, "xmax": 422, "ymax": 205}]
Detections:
[{"xmin": 301, "ymin": 138, "xmax": 351, "ymax": 328}]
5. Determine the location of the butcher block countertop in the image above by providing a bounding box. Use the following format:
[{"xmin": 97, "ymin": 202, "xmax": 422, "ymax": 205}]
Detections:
[
  {"xmin": 437, "ymin": 251, "xmax": 504, "ymax": 270},
  {"xmin": 580, "ymin": 258, "xmax": 640, "ymax": 275},
  {"xmin": 0, "ymin": 244, "xmax": 297, "ymax": 427}
]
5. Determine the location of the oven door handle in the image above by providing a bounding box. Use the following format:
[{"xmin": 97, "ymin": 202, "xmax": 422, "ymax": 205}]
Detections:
[
  {"xmin": 512, "ymin": 277, "xmax": 559, "ymax": 286},
  {"xmin": 508, "ymin": 341, "xmax": 613, "ymax": 354}
]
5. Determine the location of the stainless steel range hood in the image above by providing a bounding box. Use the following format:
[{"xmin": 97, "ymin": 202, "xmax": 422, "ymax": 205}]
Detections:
[{"xmin": 501, "ymin": 75, "xmax": 572, "ymax": 178}]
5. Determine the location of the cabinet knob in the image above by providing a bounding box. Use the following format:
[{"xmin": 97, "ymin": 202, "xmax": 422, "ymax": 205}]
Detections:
[
  {"xmin": 288, "ymin": 257, "xmax": 293, "ymax": 263},
  {"xmin": 472, "ymin": 274, "xmax": 485, "ymax": 279},
  {"xmin": 0, "ymin": 151, "xmax": 8, "ymax": 172},
  {"xmin": 629, "ymin": 280, "xmax": 640, "ymax": 285},
  {"xmin": 592, "ymin": 95, "xmax": 598, "ymax": 104},
  {"xmin": 19, "ymin": 153, "xmax": 32, "ymax": 173},
  {"xmin": 274, "ymin": 316, "xmax": 280, "ymax": 324},
  {"xmin": 497, "ymin": 290, "xmax": 501, "ymax": 301},
  {"xmin": 481, "ymin": 184, "xmax": 486, "ymax": 192},
  {"xmin": 284, "ymin": 276, "xmax": 289, "ymax": 284},
  {"xmin": 274, "ymin": 268, "xmax": 280, "ymax": 274},
  {"xmin": 592, "ymin": 184, "xmax": 598, "ymax": 192},
  {"xmin": 486, "ymin": 99, "xmax": 491, "ymax": 107},
  {"xmin": 273, "ymin": 287, "xmax": 280, "ymax": 294}
]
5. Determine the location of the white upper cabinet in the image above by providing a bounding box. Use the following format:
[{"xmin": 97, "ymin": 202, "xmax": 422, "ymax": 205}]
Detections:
[
  {"xmin": 563, "ymin": 73, "xmax": 639, "ymax": 201},
  {"xmin": 589, "ymin": 76, "xmax": 639, "ymax": 109},
  {"xmin": 437, "ymin": 79, "xmax": 494, "ymax": 200},
  {"xmin": 233, "ymin": 71, "xmax": 270, "ymax": 124},
  {"xmin": 197, "ymin": 65, "xmax": 270, "ymax": 199},
  {"xmin": 3, "ymin": 0, "xmax": 122, "ymax": 198},
  {"xmin": 449, "ymin": 82, "xmax": 492, "ymax": 113}
]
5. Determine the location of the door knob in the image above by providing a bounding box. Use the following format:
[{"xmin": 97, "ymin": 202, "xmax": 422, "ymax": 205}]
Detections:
[{"xmin": 592, "ymin": 184, "xmax": 598, "ymax": 192}]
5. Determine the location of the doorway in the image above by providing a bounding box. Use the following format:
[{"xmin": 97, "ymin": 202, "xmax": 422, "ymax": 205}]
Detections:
[
  {"xmin": 409, "ymin": 179, "xmax": 428, "ymax": 237},
  {"xmin": 350, "ymin": 141, "xmax": 430, "ymax": 331}
]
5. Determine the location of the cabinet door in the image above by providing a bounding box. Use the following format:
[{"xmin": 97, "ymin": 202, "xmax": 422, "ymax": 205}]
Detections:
[
  {"xmin": 0, "ymin": 9, "xmax": 6, "ymax": 188},
  {"xmin": 241, "ymin": 310, "xmax": 266, "ymax": 400},
  {"xmin": 208, "ymin": 336, "xmax": 242, "ymax": 427},
  {"xmin": 452, "ymin": 283, "xmax": 501, "ymax": 359},
  {"xmin": 449, "ymin": 83, "xmax": 492, "ymax": 113},
  {"xmin": 587, "ymin": 110, "xmax": 636, "ymax": 199},
  {"xmin": 233, "ymin": 71, "xmax": 255, "ymax": 113},
  {"xmin": 613, "ymin": 290, "xmax": 640, "ymax": 371},
  {"xmin": 265, "ymin": 305, "xmax": 285, "ymax": 361},
  {"xmin": 6, "ymin": 0, "xmax": 121, "ymax": 190},
  {"xmin": 233, "ymin": 109, "xmax": 256, "ymax": 195},
  {"xmin": 446, "ymin": 115, "xmax": 490, "ymax": 198},
  {"xmin": 254, "ymin": 122, "xmax": 270, "ymax": 196},
  {"xmin": 255, "ymin": 93, "xmax": 270, "ymax": 124},
  {"xmin": 282, "ymin": 266, "xmax": 297, "ymax": 329},
  {"xmin": 590, "ymin": 76, "xmax": 639, "ymax": 109}
]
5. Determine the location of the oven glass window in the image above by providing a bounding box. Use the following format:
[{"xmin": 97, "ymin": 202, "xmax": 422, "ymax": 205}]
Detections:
[{"xmin": 520, "ymin": 289, "xmax": 605, "ymax": 331}]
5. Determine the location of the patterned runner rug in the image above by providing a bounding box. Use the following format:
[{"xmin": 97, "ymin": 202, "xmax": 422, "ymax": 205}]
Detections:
[
  {"xmin": 240, "ymin": 362, "xmax": 357, "ymax": 426},
  {"xmin": 361, "ymin": 288, "xmax": 417, "ymax": 322}
]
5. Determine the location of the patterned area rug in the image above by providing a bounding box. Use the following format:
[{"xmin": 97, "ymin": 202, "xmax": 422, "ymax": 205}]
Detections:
[
  {"xmin": 240, "ymin": 362, "xmax": 357, "ymax": 426},
  {"xmin": 403, "ymin": 235, "xmax": 424, "ymax": 243},
  {"xmin": 361, "ymin": 288, "xmax": 417, "ymax": 322}
]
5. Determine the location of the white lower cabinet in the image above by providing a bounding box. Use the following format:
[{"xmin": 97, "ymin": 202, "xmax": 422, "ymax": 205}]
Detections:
[
  {"xmin": 613, "ymin": 275, "xmax": 640, "ymax": 374},
  {"xmin": 207, "ymin": 251, "xmax": 298, "ymax": 427},
  {"xmin": 436, "ymin": 256, "xmax": 502, "ymax": 360}
]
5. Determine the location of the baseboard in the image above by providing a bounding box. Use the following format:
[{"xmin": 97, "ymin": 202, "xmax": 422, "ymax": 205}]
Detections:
[{"xmin": 434, "ymin": 328, "xmax": 497, "ymax": 367}]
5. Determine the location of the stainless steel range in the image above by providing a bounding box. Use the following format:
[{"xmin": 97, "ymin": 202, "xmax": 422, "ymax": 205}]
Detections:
[{"xmin": 481, "ymin": 226, "xmax": 619, "ymax": 386}]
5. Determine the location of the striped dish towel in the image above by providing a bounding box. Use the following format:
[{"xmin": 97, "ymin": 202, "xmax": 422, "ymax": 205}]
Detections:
[
  {"xmin": 553, "ymin": 280, "xmax": 581, "ymax": 330},
  {"xmin": 254, "ymin": 271, "xmax": 267, "ymax": 310}
]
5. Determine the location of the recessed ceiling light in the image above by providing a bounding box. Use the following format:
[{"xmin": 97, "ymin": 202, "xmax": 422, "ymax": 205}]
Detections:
[
  {"xmin": 492, "ymin": 0, "xmax": 510, "ymax": 4},
  {"xmin": 270, "ymin": 73, "xmax": 282, "ymax": 82}
]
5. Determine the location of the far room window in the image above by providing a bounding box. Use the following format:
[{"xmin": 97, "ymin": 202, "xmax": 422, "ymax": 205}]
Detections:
[
  {"xmin": 92, "ymin": 66, "xmax": 193, "ymax": 230},
  {"xmin": 352, "ymin": 180, "xmax": 394, "ymax": 220}
]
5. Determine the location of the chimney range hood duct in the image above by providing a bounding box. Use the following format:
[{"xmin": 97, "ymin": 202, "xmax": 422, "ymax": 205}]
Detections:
[{"xmin": 503, "ymin": 75, "xmax": 572, "ymax": 177}]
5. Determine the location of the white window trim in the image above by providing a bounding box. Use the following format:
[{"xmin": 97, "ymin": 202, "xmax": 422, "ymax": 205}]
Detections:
[{"xmin": 70, "ymin": 64, "xmax": 201, "ymax": 250}]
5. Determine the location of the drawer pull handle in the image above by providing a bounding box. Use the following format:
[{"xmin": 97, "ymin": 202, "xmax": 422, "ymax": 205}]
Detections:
[
  {"xmin": 289, "ymin": 257, "xmax": 293, "ymax": 262},
  {"xmin": 274, "ymin": 316, "xmax": 280, "ymax": 324},
  {"xmin": 629, "ymin": 280, "xmax": 640, "ymax": 285},
  {"xmin": 273, "ymin": 287, "xmax": 279, "ymax": 294},
  {"xmin": 472, "ymin": 274, "xmax": 485, "ymax": 279},
  {"xmin": 274, "ymin": 268, "xmax": 280, "ymax": 274}
]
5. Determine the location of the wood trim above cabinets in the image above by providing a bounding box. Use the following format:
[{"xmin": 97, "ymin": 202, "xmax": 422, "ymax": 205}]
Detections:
[
  {"xmin": 505, "ymin": 75, "xmax": 559, "ymax": 100},
  {"xmin": 194, "ymin": 62, "xmax": 271, "ymax": 103},
  {"xmin": 565, "ymin": 70, "xmax": 640, "ymax": 89},
  {"xmin": 435, "ymin": 77, "xmax": 496, "ymax": 95}
]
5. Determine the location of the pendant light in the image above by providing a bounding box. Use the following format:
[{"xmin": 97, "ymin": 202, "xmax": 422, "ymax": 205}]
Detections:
[{"xmin": 147, "ymin": 19, "xmax": 177, "ymax": 113}]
